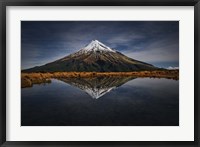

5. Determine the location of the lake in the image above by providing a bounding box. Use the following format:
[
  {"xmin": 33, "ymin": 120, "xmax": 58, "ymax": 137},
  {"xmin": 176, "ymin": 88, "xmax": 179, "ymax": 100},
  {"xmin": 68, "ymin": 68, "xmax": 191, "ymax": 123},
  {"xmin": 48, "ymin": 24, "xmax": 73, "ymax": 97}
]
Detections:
[{"xmin": 21, "ymin": 77, "xmax": 179, "ymax": 126}]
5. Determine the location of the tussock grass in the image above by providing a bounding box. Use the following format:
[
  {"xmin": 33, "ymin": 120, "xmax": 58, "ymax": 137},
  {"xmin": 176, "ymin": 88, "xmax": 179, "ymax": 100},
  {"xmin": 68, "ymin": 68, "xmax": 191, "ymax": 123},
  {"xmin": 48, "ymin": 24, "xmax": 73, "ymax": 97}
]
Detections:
[{"xmin": 21, "ymin": 70, "xmax": 179, "ymax": 88}]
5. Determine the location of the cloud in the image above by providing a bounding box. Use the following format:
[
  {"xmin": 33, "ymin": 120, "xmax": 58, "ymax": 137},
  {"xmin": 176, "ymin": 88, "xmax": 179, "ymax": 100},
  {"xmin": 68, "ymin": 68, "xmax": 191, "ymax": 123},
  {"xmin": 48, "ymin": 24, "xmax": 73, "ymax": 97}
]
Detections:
[
  {"xmin": 107, "ymin": 33, "xmax": 145, "ymax": 44},
  {"xmin": 121, "ymin": 37, "xmax": 179, "ymax": 65},
  {"xmin": 167, "ymin": 66, "xmax": 179, "ymax": 70}
]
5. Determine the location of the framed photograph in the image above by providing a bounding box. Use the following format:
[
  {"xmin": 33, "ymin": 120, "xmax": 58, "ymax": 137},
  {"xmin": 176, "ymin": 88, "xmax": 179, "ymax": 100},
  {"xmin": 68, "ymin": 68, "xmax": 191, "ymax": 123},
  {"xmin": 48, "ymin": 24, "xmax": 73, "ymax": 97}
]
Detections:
[{"xmin": 0, "ymin": 0, "xmax": 199, "ymax": 146}]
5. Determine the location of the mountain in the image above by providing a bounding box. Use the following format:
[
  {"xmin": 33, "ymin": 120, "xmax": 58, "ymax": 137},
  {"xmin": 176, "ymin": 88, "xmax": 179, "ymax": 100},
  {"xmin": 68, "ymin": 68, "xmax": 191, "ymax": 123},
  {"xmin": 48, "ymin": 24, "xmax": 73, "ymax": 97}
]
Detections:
[
  {"xmin": 59, "ymin": 76, "xmax": 135, "ymax": 99},
  {"xmin": 23, "ymin": 40, "xmax": 158, "ymax": 72}
]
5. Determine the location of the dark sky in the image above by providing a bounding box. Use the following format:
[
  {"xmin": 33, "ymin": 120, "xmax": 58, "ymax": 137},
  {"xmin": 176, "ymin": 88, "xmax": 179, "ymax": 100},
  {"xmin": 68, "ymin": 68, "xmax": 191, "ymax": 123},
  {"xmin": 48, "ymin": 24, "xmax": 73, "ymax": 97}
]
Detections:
[{"xmin": 21, "ymin": 21, "xmax": 179, "ymax": 70}]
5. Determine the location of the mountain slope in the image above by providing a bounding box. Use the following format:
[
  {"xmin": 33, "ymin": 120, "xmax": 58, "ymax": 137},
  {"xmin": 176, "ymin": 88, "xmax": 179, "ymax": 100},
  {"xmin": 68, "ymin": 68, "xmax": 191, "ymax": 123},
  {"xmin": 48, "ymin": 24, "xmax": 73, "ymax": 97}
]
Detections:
[{"xmin": 23, "ymin": 40, "xmax": 158, "ymax": 72}]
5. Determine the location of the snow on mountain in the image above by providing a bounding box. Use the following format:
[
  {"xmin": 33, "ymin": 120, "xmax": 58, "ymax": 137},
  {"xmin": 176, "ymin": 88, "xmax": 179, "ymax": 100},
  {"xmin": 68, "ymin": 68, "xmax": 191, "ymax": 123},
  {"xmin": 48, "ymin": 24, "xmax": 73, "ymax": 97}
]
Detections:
[
  {"xmin": 84, "ymin": 87, "xmax": 115, "ymax": 99},
  {"xmin": 80, "ymin": 40, "xmax": 116, "ymax": 53}
]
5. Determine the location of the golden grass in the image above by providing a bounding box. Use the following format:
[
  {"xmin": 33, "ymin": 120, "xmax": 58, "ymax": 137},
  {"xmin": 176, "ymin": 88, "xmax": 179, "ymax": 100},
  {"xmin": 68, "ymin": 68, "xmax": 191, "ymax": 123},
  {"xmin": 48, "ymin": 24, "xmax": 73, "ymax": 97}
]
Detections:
[{"xmin": 21, "ymin": 70, "xmax": 179, "ymax": 88}]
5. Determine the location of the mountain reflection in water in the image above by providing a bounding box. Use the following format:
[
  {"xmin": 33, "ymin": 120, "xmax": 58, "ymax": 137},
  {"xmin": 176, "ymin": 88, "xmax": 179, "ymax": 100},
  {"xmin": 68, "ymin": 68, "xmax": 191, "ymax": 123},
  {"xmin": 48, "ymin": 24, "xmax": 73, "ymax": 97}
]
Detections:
[
  {"xmin": 58, "ymin": 76, "xmax": 135, "ymax": 99},
  {"xmin": 21, "ymin": 77, "xmax": 179, "ymax": 126}
]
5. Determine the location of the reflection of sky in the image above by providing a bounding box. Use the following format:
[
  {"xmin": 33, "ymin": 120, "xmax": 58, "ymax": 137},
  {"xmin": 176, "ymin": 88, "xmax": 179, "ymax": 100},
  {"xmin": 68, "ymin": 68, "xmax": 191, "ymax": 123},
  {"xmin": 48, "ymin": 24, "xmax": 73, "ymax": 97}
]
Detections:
[
  {"xmin": 21, "ymin": 21, "xmax": 179, "ymax": 69},
  {"xmin": 111, "ymin": 78, "xmax": 179, "ymax": 99}
]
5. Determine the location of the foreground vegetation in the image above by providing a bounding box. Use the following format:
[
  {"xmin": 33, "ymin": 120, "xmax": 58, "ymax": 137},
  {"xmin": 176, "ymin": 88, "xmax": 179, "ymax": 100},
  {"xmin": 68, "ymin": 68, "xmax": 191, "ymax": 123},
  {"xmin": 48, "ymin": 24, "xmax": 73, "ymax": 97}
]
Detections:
[{"xmin": 21, "ymin": 70, "xmax": 179, "ymax": 88}]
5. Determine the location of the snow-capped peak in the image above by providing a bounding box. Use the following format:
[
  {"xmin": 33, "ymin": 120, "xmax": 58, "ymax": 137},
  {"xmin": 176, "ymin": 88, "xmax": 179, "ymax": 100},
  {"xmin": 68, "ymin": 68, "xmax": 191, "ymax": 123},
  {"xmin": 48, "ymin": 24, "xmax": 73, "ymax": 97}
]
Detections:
[{"xmin": 81, "ymin": 40, "xmax": 116, "ymax": 53}]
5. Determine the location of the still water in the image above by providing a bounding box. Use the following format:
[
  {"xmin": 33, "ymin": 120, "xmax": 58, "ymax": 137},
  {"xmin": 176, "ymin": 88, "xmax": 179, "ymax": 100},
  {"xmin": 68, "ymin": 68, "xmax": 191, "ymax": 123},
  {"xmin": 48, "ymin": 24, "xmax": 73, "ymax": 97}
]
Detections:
[{"xmin": 21, "ymin": 77, "xmax": 179, "ymax": 126}]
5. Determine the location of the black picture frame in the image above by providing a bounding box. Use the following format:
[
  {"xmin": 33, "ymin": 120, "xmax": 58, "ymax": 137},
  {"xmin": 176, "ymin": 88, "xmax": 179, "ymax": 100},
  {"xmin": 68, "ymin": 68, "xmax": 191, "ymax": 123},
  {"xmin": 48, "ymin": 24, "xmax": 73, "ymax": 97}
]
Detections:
[{"xmin": 0, "ymin": 0, "xmax": 199, "ymax": 146}]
